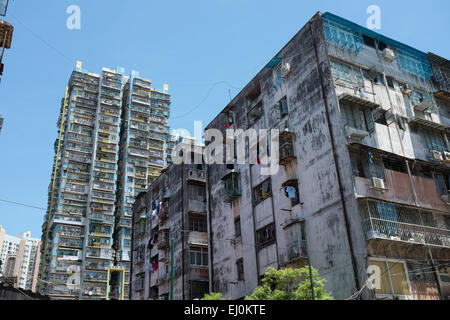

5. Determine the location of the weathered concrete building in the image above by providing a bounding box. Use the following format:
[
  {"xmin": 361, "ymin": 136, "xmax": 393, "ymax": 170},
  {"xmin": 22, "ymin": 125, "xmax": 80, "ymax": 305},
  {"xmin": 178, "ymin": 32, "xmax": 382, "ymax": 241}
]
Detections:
[
  {"xmin": 205, "ymin": 12, "xmax": 450, "ymax": 300},
  {"xmin": 130, "ymin": 144, "xmax": 208, "ymax": 300}
]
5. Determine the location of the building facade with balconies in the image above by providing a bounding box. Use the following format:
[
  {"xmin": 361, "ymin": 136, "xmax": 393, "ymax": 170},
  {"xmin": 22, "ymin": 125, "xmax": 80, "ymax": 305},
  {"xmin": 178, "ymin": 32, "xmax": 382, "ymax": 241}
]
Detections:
[
  {"xmin": 40, "ymin": 62, "xmax": 172, "ymax": 300},
  {"xmin": 205, "ymin": 12, "xmax": 450, "ymax": 300},
  {"xmin": 130, "ymin": 145, "xmax": 208, "ymax": 300}
]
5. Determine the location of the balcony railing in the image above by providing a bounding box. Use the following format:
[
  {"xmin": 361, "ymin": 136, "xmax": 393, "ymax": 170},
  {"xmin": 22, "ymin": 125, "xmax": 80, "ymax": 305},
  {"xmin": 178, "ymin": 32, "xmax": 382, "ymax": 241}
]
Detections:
[{"xmin": 360, "ymin": 199, "xmax": 450, "ymax": 248}]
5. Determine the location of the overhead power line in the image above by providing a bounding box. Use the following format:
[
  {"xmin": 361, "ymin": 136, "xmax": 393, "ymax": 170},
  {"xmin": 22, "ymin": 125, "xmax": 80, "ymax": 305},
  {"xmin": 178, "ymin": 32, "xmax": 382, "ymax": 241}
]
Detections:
[{"xmin": 0, "ymin": 198, "xmax": 45, "ymax": 211}]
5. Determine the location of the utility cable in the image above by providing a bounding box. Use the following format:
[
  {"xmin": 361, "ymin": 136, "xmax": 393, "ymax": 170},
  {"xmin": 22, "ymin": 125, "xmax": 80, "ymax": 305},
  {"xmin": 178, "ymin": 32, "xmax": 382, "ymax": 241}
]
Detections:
[{"xmin": 0, "ymin": 198, "xmax": 45, "ymax": 211}]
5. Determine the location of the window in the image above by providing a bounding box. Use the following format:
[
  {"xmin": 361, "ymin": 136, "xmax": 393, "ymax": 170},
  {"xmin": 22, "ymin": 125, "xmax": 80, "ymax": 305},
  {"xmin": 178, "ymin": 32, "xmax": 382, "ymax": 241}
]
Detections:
[
  {"xmin": 236, "ymin": 258, "xmax": 244, "ymax": 281},
  {"xmin": 386, "ymin": 77, "xmax": 395, "ymax": 89},
  {"xmin": 433, "ymin": 173, "xmax": 450, "ymax": 196},
  {"xmin": 246, "ymin": 84, "xmax": 261, "ymax": 102},
  {"xmin": 189, "ymin": 215, "xmax": 207, "ymax": 233},
  {"xmin": 256, "ymin": 223, "xmax": 276, "ymax": 249},
  {"xmin": 222, "ymin": 170, "xmax": 242, "ymax": 202},
  {"xmin": 189, "ymin": 246, "xmax": 208, "ymax": 267},
  {"xmin": 283, "ymin": 180, "xmax": 300, "ymax": 206},
  {"xmin": 277, "ymin": 97, "xmax": 288, "ymax": 117},
  {"xmin": 350, "ymin": 151, "xmax": 384, "ymax": 180},
  {"xmin": 362, "ymin": 34, "xmax": 376, "ymax": 48},
  {"xmin": 234, "ymin": 218, "xmax": 241, "ymax": 238},
  {"xmin": 377, "ymin": 41, "xmax": 387, "ymax": 51},
  {"xmin": 340, "ymin": 103, "xmax": 374, "ymax": 132},
  {"xmin": 419, "ymin": 127, "xmax": 448, "ymax": 153},
  {"xmin": 253, "ymin": 179, "xmax": 272, "ymax": 206},
  {"xmin": 407, "ymin": 263, "xmax": 435, "ymax": 282},
  {"xmin": 382, "ymin": 157, "xmax": 407, "ymax": 174},
  {"xmin": 331, "ymin": 60, "xmax": 363, "ymax": 86},
  {"xmin": 247, "ymin": 101, "xmax": 263, "ymax": 126},
  {"xmin": 369, "ymin": 260, "xmax": 410, "ymax": 297}
]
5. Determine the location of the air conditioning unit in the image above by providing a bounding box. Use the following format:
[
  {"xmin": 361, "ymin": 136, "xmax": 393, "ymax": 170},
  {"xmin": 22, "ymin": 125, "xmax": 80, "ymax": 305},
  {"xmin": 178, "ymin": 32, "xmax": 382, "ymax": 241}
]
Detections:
[
  {"xmin": 383, "ymin": 48, "xmax": 396, "ymax": 61},
  {"xmin": 400, "ymin": 84, "xmax": 413, "ymax": 95},
  {"xmin": 345, "ymin": 126, "xmax": 369, "ymax": 142},
  {"xmin": 281, "ymin": 63, "xmax": 291, "ymax": 77},
  {"xmin": 443, "ymin": 151, "xmax": 450, "ymax": 163},
  {"xmin": 431, "ymin": 150, "xmax": 444, "ymax": 162},
  {"xmin": 372, "ymin": 177, "xmax": 386, "ymax": 190}
]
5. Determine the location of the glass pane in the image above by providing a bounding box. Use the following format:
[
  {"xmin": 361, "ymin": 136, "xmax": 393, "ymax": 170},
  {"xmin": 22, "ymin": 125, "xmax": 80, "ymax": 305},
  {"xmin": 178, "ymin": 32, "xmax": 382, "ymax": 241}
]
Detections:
[
  {"xmin": 370, "ymin": 260, "xmax": 391, "ymax": 295},
  {"xmin": 388, "ymin": 262, "xmax": 410, "ymax": 295}
]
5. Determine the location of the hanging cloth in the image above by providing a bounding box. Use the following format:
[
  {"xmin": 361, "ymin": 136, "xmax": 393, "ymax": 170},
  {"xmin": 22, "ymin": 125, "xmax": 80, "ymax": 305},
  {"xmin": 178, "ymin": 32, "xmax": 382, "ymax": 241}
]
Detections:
[{"xmin": 285, "ymin": 186, "xmax": 297, "ymax": 199}]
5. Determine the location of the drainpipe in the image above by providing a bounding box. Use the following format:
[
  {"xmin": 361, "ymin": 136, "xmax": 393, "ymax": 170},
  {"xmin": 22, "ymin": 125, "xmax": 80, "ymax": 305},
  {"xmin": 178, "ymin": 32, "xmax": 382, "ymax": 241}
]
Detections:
[
  {"xmin": 181, "ymin": 167, "xmax": 185, "ymax": 299},
  {"xmin": 206, "ymin": 163, "xmax": 215, "ymax": 293},
  {"xmin": 248, "ymin": 144, "xmax": 262, "ymax": 286},
  {"xmin": 309, "ymin": 17, "xmax": 361, "ymax": 295},
  {"xmin": 406, "ymin": 161, "xmax": 444, "ymax": 300}
]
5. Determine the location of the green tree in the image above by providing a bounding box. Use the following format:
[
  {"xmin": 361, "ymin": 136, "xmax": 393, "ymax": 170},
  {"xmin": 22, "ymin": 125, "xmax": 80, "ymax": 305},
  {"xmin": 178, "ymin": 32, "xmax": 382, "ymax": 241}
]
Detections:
[
  {"xmin": 245, "ymin": 267, "xmax": 333, "ymax": 300},
  {"xmin": 200, "ymin": 292, "xmax": 227, "ymax": 300}
]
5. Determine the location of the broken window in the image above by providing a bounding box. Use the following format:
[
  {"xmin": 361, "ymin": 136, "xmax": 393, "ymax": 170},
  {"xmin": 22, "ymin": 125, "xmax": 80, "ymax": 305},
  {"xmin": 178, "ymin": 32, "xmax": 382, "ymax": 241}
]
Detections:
[
  {"xmin": 256, "ymin": 223, "xmax": 276, "ymax": 249},
  {"xmin": 253, "ymin": 179, "xmax": 272, "ymax": 206},
  {"xmin": 236, "ymin": 258, "xmax": 245, "ymax": 281}
]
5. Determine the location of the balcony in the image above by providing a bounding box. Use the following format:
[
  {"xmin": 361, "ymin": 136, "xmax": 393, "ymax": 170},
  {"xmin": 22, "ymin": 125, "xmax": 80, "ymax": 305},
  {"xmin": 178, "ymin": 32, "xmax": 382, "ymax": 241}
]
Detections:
[
  {"xmin": 281, "ymin": 240, "xmax": 308, "ymax": 266},
  {"xmin": 279, "ymin": 141, "xmax": 295, "ymax": 166},
  {"xmin": 134, "ymin": 78, "xmax": 151, "ymax": 89},
  {"xmin": 86, "ymin": 247, "xmax": 113, "ymax": 259},
  {"xmin": 89, "ymin": 213, "xmax": 115, "ymax": 225},
  {"xmin": 157, "ymin": 230, "xmax": 170, "ymax": 250},
  {"xmin": 132, "ymin": 95, "xmax": 151, "ymax": 105},
  {"xmin": 354, "ymin": 168, "xmax": 450, "ymax": 213},
  {"xmin": 222, "ymin": 170, "xmax": 242, "ymax": 203},
  {"xmin": 360, "ymin": 199, "xmax": 450, "ymax": 249},
  {"xmin": 84, "ymin": 270, "xmax": 108, "ymax": 282}
]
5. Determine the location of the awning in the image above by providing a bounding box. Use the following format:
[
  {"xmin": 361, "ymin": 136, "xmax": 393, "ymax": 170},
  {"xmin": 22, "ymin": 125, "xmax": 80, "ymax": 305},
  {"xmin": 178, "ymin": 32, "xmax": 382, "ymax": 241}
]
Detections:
[{"xmin": 338, "ymin": 93, "xmax": 381, "ymax": 109}]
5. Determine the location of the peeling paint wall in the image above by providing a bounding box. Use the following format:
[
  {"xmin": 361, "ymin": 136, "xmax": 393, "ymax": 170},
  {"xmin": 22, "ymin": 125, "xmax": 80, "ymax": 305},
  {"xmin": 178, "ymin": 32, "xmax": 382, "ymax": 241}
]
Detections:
[
  {"xmin": 131, "ymin": 160, "xmax": 208, "ymax": 300},
  {"xmin": 206, "ymin": 12, "xmax": 368, "ymax": 300}
]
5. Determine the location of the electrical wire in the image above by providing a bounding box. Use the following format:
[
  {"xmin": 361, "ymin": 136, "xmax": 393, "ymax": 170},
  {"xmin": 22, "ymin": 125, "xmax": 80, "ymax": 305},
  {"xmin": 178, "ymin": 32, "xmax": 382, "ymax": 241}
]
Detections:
[
  {"xmin": 8, "ymin": 13, "xmax": 74, "ymax": 63},
  {"xmin": 0, "ymin": 198, "xmax": 46, "ymax": 211}
]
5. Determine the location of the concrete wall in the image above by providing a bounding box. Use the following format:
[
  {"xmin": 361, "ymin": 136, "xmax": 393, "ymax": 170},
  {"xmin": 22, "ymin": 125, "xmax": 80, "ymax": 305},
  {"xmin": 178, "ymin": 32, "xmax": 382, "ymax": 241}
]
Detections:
[
  {"xmin": 206, "ymin": 12, "xmax": 369, "ymax": 300},
  {"xmin": 131, "ymin": 161, "xmax": 208, "ymax": 300}
]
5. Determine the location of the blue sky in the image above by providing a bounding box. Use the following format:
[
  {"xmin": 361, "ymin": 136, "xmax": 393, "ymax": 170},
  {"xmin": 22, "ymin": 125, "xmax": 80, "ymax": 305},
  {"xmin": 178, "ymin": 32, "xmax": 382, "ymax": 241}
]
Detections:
[{"xmin": 0, "ymin": 0, "xmax": 449, "ymax": 237}]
